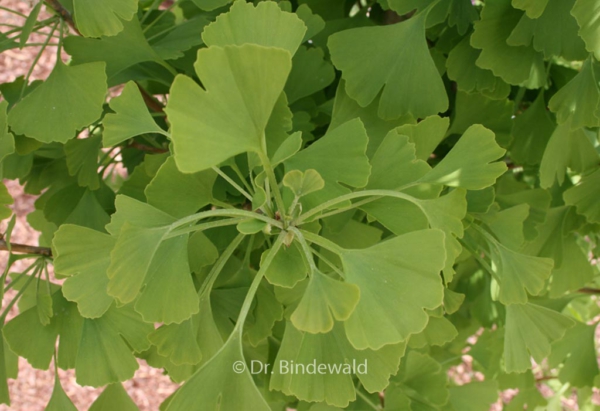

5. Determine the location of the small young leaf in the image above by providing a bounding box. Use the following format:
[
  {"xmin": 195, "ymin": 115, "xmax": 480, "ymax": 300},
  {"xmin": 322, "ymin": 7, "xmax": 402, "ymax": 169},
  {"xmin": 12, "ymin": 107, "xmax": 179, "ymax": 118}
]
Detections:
[{"xmin": 283, "ymin": 169, "xmax": 325, "ymax": 198}]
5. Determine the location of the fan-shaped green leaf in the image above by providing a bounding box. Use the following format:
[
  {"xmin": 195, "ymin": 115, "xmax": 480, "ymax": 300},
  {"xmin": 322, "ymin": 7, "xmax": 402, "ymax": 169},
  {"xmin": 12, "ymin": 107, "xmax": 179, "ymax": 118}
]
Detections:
[
  {"xmin": 564, "ymin": 167, "xmax": 600, "ymax": 224},
  {"xmin": 202, "ymin": 0, "xmax": 306, "ymax": 55},
  {"xmin": 7, "ymin": 61, "xmax": 107, "ymax": 143},
  {"xmin": 285, "ymin": 46, "xmax": 335, "ymax": 104},
  {"xmin": 512, "ymin": 0, "xmax": 548, "ymax": 18},
  {"xmin": 507, "ymin": 0, "xmax": 587, "ymax": 61},
  {"xmin": 166, "ymin": 45, "xmax": 292, "ymax": 173},
  {"xmin": 340, "ymin": 229, "xmax": 446, "ymax": 350},
  {"xmin": 511, "ymin": 92, "xmax": 554, "ymax": 165},
  {"xmin": 45, "ymin": 378, "xmax": 77, "ymax": 411},
  {"xmin": 549, "ymin": 322, "xmax": 599, "ymax": 387},
  {"xmin": 0, "ymin": 183, "xmax": 12, "ymax": 221},
  {"xmin": 103, "ymin": 81, "xmax": 168, "ymax": 147},
  {"xmin": 571, "ymin": 0, "xmax": 600, "ymax": 60},
  {"xmin": 271, "ymin": 322, "xmax": 405, "ymax": 407},
  {"xmin": 64, "ymin": 135, "xmax": 102, "ymax": 190},
  {"xmin": 53, "ymin": 225, "xmax": 115, "ymax": 318},
  {"xmin": 548, "ymin": 58, "xmax": 600, "ymax": 130},
  {"xmin": 419, "ymin": 125, "xmax": 507, "ymax": 189},
  {"xmin": 89, "ymin": 384, "xmax": 139, "ymax": 411},
  {"xmin": 329, "ymin": 11, "xmax": 448, "ymax": 120},
  {"xmin": 504, "ymin": 303, "xmax": 574, "ymax": 373},
  {"xmin": 73, "ymin": 0, "xmax": 138, "ymax": 38},
  {"xmin": 471, "ymin": 0, "xmax": 545, "ymax": 87},
  {"xmin": 291, "ymin": 270, "xmax": 360, "ymax": 334},
  {"xmin": 0, "ymin": 101, "xmax": 14, "ymax": 164}
]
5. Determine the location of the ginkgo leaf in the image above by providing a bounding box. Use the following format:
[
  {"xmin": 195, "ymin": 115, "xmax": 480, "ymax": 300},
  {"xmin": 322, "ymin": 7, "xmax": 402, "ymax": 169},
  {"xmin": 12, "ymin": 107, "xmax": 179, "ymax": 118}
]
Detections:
[
  {"xmin": 540, "ymin": 122, "xmax": 599, "ymax": 188},
  {"xmin": 387, "ymin": 351, "xmax": 449, "ymax": 411},
  {"xmin": 244, "ymin": 281, "xmax": 283, "ymax": 345},
  {"xmin": 549, "ymin": 234, "xmax": 594, "ymax": 297},
  {"xmin": 192, "ymin": 0, "xmax": 232, "ymax": 11},
  {"xmin": 103, "ymin": 81, "xmax": 168, "ymax": 147},
  {"xmin": 419, "ymin": 125, "xmax": 507, "ymax": 189},
  {"xmin": 52, "ymin": 224, "xmax": 116, "ymax": 318},
  {"xmin": 503, "ymin": 303, "xmax": 574, "ymax": 373},
  {"xmin": 571, "ymin": 0, "xmax": 600, "ymax": 60},
  {"xmin": 448, "ymin": 91, "xmax": 514, "ymax": 147},
  {"xmin": 408, "ymin": 314, "xmax": 458, "ymax": 348},
  {"xmin": 7, "ymin": 61, "xmax": 107, "ymax": 143},
  {"xmin": 366, "ymin": 131, "xmax": 430, "ymax": 191},
  {"xmin": 393, "ymin": 115, "xmax": 449, "ymax": 161},
  {"xmin": 447, "ymin": 37, "xmax": 511, "ymax": 100},
  {"xmin": 339, "ymin": 229, "xmax": 446, "ymax": 350},
  {"xmin": 285, "ymin": 46, "xmax": 335, "ymax": 104},
  {"xmin": 564, "ymin": 167, "xmax": 600, "ymax": 224},
  {"xmin": 295, "ymin": 4, "xmax": 326, "ymax": 41},
  {"xmin": 284, "ymin": 118, "xmax": 371, "ymax": 210},
  {"xmin": 76, "ymin": 303, "xmax": 153, "ymax": 387},
  {"xmin": 149, "ymin": 318, "xmax": 203, "ymax": 366},
  {"xmin": 164, "ymin": 332, "xmax": 270, "ymax": 411},
  {"xmin": 486, "ymin": 235, "xmax": 554, "ymax": 304},
  {"xmin": 512, "ymin": 0, "xmax": 548, "ymax": 18},
  {"xmin": 507, "ymin": 0, "xmax": 587, "ymax": 61},
  {"xmin": 290, "ymin": 270, "xmax": 360, "ymax": 334},
  {"xmin": 470, "ymin": 0, "xmax": 545, "ymax": 88},
  {"xmin": 144, "ymin": 156, "xmax": 216, "ymax": 218},
  {"xmin": 328, "ymin": 11, "xmax": 448, "ymax": 120},
  {"xmin": 64, "ymin": 19, "xmax": 164, "ymax": 81},
  {"xmin": 89, "ymin": 384, "xmax": 139, "ymax": 411},
  {"xmin": 447, "ymin": 381, "xmax": 499, "ymax": 411},
  {"xmin": 45, "ymin": 378, "xmax": 77, "ymax": 411},
  {"xmin": 548, "ymin": 58, "xmax": 600, "ymax": 130},
  {"xmin": 202, "ymin": 0, "xmax": 306, "ymax": 55},
  {"xmin": 329, "ymin": 80, "xmax": 414, "ymax": 158},
  {"xmin": 73, "ymin": 0, "xmax": 138, "ymax": 38},
  {"xmin": 150, "ymin": 15, "xmax": 210, "ymax": 60},
  {"xmin": 271, "ymin": 322, "xmax": 406, "ymax": 407},
  {"xmin": 511, "ymin": 92, "xmax": 554, "ymax": 165},
  {"xmin": 0, "ymin": 101, "xmax": 15, "ymax": 164},
  {"xmin": 283, "ymin": 169, "xmax": 325, "ymax": 198},
  {"xmin": 264, "ymin": 242, "xmax": 307, "ymax": 288},
  {"xmin": 134, "ymin": 235, "xmax": 199, "ymax": 325},
  {"xmin": 477, "ymin": 204, "xmax": 529, "ymax": 249},
  {"xmin": 166, "ymin": 45, "xmax": 292, "ymax": 173},
  {"xmin": 65, "ymin": 135, "xmax": 102, "ymax": 190},
  {"xmin": 549, "ymin": 322, "xmax": 599, "ymax": 387}
]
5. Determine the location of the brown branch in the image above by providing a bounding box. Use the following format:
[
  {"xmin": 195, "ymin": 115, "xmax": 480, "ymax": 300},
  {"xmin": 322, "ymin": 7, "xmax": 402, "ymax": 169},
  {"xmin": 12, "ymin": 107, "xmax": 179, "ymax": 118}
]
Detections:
[
  {"xmin": 578, "ymin": 288, "xmax": 600, "ymax": 295},
  {"xmin": 44, "ymin": 0, "xmax": 80, "ymax": 34},
  {"xmin": 536, "ymin": 376, "xmax": 557, "ymax": 382},
  {"xmin": 0, "ymin": 240, "xmax": 52, "ymax": 257},
  {"xmin": 136, "ymin": 83, "xmax": 165, "ymax": 114}
]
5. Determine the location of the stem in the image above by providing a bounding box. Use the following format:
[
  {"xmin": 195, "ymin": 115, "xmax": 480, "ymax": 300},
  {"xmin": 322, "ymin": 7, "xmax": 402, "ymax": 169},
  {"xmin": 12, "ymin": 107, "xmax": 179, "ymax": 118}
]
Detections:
[
  {"xmin": 231, "ymin": 163, "xmax": 255, "ymax": 195},
  {"xmin": 19, "ymin": 21, "xmax": 59, "ymax": 100},
  {"xmin": 309, "ymin": 247, "xmax": 346, "ymax": 279},
  {"xmin": 0, "ymin": 240, "xmax": 52, "ymax": 256},
  {"xmin": 199, "ymin": 233, "xmax": 245, "ymax": 296},
  {"xmin": 164, "ymin": 217, "xmax": 248, "ymax": 239},
  {"xmin": 258, "ymin": 151, "xmax": 286, "ymax": 222},
  {"xmin": 140, "ymin": 0, "xmax": 163, "ymax": 24},
  {"xmin": 212, "ymin": 167, "xmax": 253, "ymax": 202},
  {"xmin": 0, "ymin": 6, "xmax": 27, "ymax": 18},
  {"xmin": 288, "ymin": 227, "xmax": 317, "ymax": 272},
  {"xmin": 233, "ymin": 233, "xmax": 285, "ymax": 331},
  {"xmin": 0, "ymin": 264, "xmax": 41, "ymax": 322},
  {"xmin": 56, "ymin": 17, "xmax": 64, "ymax": 60},
  {"xmin": 170, "ymin": 208, "xmax": 283, "ymax": 232},
  {"xmin": 356, "ymin": 389, "xmax": 381, "ymax": 411},
  {"xmin": 296, "ymin": 189, "xmax": 422, "ymax": 225},
  {"xmin": 299, "ymin": 229, "xmax": 344, "ymax": 255},
  {"xmin": 142, "ymin": 0, "xmax": 181, "ymax": 33},
  {"xmin": 44, "ymin": 0, "xmax": 79, "ymax": 34}
]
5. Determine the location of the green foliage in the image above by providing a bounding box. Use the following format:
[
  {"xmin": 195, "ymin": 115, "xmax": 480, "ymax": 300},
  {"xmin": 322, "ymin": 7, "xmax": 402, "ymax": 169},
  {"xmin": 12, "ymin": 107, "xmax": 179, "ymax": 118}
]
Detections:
[{"xmin": 0, "ymin": 0, "xmax": 599, "ymax": 410}]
